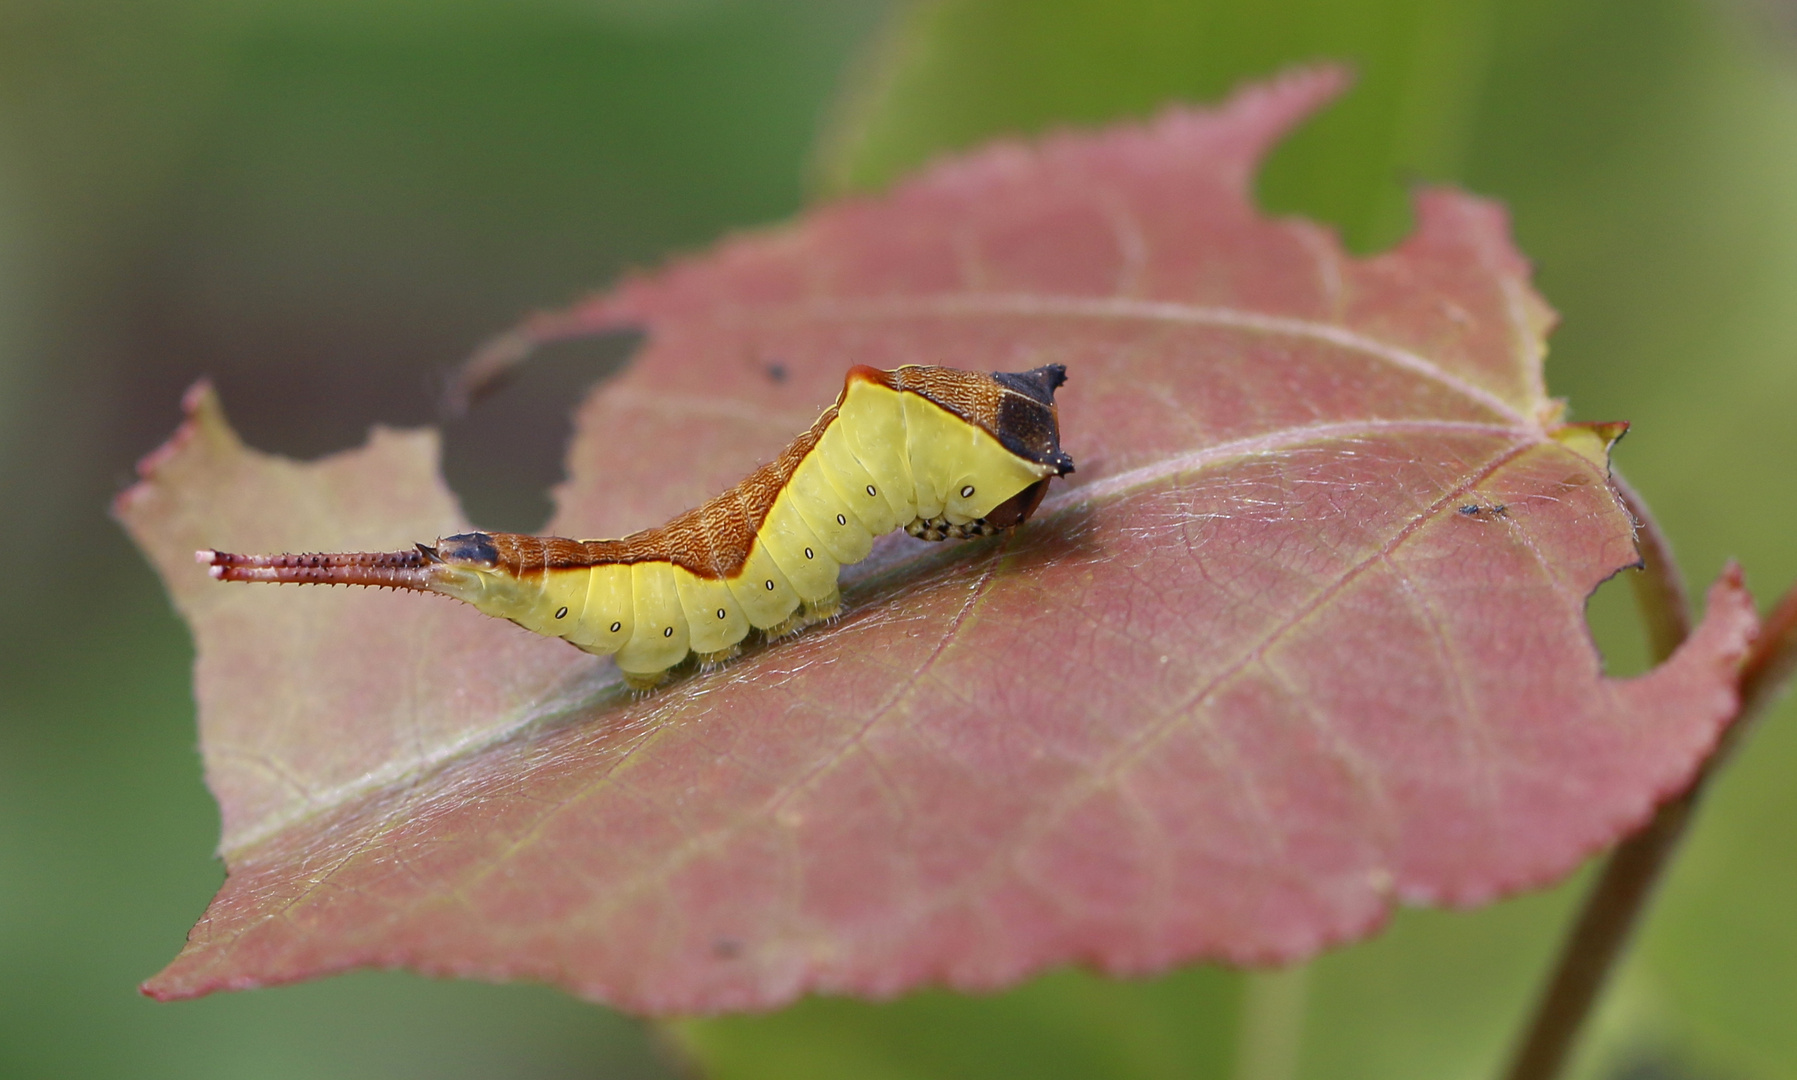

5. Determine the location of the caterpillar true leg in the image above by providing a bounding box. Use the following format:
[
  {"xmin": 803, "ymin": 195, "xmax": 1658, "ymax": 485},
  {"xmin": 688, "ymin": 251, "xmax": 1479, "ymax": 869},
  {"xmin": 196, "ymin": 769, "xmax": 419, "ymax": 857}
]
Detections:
[{"xmin": 201, "ymin": 364, "xmax": 1074, "ymax": 686}]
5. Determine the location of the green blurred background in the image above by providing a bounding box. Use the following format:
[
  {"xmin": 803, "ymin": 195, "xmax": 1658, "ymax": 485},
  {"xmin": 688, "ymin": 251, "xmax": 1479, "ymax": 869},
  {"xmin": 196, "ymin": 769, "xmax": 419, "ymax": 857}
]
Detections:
[{"xmin": 2, "ymin": 0, "xmax": 1793, "ymax": 1077}]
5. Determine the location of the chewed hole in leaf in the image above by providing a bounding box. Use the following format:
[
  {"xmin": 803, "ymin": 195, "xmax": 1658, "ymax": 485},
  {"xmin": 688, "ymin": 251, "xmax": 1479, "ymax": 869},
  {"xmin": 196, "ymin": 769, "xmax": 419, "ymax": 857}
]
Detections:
[
  {"xmin": 440, "ymin": 331, "xmax": 639, "ymax": 533},
  {"xmin": 1585, "ymin": 568, "xmax": 1654, "ymax": 678}
]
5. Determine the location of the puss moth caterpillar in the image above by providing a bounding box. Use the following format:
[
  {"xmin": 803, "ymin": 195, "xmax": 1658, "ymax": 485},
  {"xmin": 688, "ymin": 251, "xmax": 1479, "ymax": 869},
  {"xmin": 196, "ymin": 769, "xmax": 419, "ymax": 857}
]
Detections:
[{"xmin": 200, "ymin": 364, "xmax": 1074, "ymax": 688}]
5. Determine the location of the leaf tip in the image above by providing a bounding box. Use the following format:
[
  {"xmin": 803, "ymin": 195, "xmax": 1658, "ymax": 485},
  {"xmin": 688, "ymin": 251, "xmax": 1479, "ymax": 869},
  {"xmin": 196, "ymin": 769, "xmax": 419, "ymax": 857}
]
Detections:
[
  {"xmin": 111, "ymin": 379, "xmax": 241, "ymax": 524},
  {"xmin": 1144, "ymin": 62, "xmax": 1354, "ymax": 192},
  {"xmin": 1552, "ymin": 420, "xmax": 1629, "ymax": 470},
  {"xmin": 1699, "ymin": 561, "xmax": 1759, "ymax": 669},
  {"xmin": 1612, "ymin": 560, "xmax": 1759, "ymax": 792},
  {"xmin": 138, "ymin": 971, "xmax": 188, "ymax": 1003}
]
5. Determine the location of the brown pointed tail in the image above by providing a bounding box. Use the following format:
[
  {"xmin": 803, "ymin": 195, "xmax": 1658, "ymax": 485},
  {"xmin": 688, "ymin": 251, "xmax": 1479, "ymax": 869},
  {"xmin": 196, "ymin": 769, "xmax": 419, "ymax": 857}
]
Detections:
[{"xmin": 197, "ymin": 547, "xmax": 439, "ymax": 591}]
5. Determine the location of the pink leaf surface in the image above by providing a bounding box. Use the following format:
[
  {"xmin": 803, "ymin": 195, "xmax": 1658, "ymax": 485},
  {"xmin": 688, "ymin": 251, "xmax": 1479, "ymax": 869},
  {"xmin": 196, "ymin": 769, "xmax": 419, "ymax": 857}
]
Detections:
[{"xmin": 118, "ymin": 69, "xmax": 1757, "ymax": 1013}]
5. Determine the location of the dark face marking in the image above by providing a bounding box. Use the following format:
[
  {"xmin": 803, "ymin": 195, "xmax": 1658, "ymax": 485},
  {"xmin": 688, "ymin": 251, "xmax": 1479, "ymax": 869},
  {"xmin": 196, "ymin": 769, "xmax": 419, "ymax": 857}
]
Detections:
[
  {"xmin": 662, "ymin": 626, "xmax": 674, "ymax": 638},
  {"xmin": 555, "ymin": 606, "xmax": 568, "ymax": 620},
  {"xmin": 992, "ymin": 363, "xmax": 1067, "ymax": 404},
  {"xmin": 993, "ymin": 393, "xmax": 1074, "ymax": 476}
]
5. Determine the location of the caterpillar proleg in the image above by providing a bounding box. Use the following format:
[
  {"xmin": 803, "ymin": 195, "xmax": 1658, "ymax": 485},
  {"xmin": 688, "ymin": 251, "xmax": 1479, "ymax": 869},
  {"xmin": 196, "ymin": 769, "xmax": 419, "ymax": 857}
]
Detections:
[{"xmin": 200, "ymin": 364, "xmax": 1074, "ymax": 689}]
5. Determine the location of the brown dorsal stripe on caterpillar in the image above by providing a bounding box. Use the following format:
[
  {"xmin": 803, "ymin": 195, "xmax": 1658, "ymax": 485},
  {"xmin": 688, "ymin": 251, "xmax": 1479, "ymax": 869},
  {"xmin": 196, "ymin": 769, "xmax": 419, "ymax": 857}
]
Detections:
[{"xmin": 199, "ymin": 364, "xmax": 1074, "ymax": 689}]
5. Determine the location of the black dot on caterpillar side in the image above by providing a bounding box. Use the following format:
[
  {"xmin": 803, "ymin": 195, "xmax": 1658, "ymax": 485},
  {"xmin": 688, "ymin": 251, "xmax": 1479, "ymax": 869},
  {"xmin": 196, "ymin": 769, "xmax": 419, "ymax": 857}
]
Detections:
[
  {"xmin": 764, "ymin": 579, "xmax": 775, "ymax": 590},
  {"xmin": 555, "ymin": 606, "xmax": 568, "ymax": 620},
  {"xmin": 610, "ymin": 621, "xmax": 622, "ymax": 633},
  {"xmin": 866, "ymin": 484, "xmax": 877, "ymax": 497},
  {"xmin": 662, "ymin": 626, "xmax": 674, "ymax": 638},
  {"xmin": 804, "ymin": 547, "xmax": 814, "ymax": 559},
  {"xmin": 837, "ymin": 514, "xmax": 847, "ymax": 526},
  {"xmin": 961, "ymin": 485, "xmax": 975, "ymax": 498},
  {"xmin": 716, "ymin": 608, "xmax": 727, "ymax": 620}
]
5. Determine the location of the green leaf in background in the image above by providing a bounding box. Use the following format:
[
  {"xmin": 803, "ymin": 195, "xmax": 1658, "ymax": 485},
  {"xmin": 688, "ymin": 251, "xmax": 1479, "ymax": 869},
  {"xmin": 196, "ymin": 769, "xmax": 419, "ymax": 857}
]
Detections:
[
  {"xmin": 681, "ymin": 1, "xmax": 1797, "ymax": 1078},
  {"xmin": 678, "ymin": 966, "xmax": 1241, "ymax": 1080},
  {"xmin": 816, "ymin": 0, "xmax": 1499, "ymax": 252}
]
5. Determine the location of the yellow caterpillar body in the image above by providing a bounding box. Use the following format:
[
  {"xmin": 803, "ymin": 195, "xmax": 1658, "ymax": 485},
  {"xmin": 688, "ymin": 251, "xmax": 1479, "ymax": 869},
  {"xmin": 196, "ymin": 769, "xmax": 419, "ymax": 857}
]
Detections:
[{"xmin": 202, "ymin": 364, "xmax": 1073, "ymax": 688}]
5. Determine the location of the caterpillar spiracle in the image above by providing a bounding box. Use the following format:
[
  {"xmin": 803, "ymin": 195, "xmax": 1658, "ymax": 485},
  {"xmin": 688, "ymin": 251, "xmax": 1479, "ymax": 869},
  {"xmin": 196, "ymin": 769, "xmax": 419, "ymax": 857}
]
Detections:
[{"xmin": 199, "ymin": 364, "xmax": 1074, "ymax": 689}]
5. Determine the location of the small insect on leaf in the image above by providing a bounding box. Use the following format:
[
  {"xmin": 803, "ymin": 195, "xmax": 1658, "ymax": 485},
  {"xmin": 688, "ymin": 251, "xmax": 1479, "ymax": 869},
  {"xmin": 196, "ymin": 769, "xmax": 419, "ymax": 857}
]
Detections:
[
  {"xmin": 199, "ymin": 364, "xmax": 1074, "ymax": 689},
  {"xmin": 1458, "ymin": 502, "xmax": 1509, "ymax": 519}
]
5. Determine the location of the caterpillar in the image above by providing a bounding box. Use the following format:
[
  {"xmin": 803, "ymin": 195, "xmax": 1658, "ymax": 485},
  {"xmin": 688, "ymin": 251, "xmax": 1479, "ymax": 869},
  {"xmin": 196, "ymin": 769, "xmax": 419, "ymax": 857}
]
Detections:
[{"xmin": 199, "ymin": 364, "xmax": 1073, "ymax": 688}]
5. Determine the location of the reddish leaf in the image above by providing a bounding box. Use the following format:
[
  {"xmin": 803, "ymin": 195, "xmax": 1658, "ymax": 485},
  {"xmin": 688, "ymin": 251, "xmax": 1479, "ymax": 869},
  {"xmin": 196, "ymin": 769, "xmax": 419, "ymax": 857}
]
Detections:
[{"xmin": 118, "ymin": 69, "xmax": 1756, "ymax": 1013}]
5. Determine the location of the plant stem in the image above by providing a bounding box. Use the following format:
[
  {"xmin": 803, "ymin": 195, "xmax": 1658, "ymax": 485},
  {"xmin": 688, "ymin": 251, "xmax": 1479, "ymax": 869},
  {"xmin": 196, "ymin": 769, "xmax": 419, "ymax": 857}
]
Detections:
[
  {"xmin": 1614, "ymin": 475, "xmax": 1690, "ymax": 664},
  {"xmin": 1736, "ymin": 580, "xmax": 1797, "ymax": 730},
  {"xmin": 1503, "ymin": 479, "xmax": 1797, "ymax": 1080},
  {"xmin": 1234, "ymin": 966, "xmax": 1311, "ymax": 1080},
  {"xmin": 1500, "ymin": 781, "xmax": 1698, "ymax": 1080}
]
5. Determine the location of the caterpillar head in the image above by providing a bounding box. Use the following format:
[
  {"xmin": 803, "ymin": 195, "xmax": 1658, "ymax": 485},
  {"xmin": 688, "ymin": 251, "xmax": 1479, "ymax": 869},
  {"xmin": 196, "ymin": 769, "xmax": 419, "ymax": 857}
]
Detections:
[
  {"xmin": 879, "ymin": 363, "xmax": 1075, "ymax": 480},
  {"xmin": 989, "ymin": 364, "xmax": 1075, "ymax": 478},
  {"xmin": 875, "ymin": 363, "xmax": 1074, "ymax": 530}
]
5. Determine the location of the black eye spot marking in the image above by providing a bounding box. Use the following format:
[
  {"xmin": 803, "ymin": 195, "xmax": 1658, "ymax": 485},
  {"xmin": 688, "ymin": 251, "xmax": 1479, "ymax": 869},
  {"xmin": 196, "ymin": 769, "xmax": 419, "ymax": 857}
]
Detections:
[
  {"xmin": 804, "ymin": 547, "xmax": 814, "ymax": 559},
  {"xmin": 866, "ymin": 484, "xmax": 877, "ymax": 497},
  {"xmin": 716, "ymin": 608, "xmax": 727, "ymax": 620},
  {"xmin": 610, "ymin": 621, "xmax": 622, "ymax": 633},
  {"xmin": 555, "ymin": 606, "xmax": 568, "ymax": 620},
  {"xmin": 836, "ymin": 513, "xmax": 848, "ymax": 526},
  {"xmin": 663, "ymin": 626, "xmax": 674, "ymax": 638},
  {"xmin": 960, "ymin": 485, "xmax": 975, "ymax": 498},
  {"xmin": 764, "ymin": 579, "xmax": 775, "ymax": 590}
]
